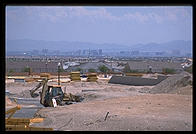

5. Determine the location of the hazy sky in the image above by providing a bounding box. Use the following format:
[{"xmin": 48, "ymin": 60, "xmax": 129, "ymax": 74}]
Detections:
[{"xmin": 6, "ymin": 6, "xmax": 192, "ymax": 45}]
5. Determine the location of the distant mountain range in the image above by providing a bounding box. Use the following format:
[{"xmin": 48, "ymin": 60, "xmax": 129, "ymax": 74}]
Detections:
[
  {"xmin": 6, "ymin": 39, "xmax": 192, "ymax": 54},
  {"xmin": 131, "ymin": 40, "xmax": 192, "ymax": 53}
]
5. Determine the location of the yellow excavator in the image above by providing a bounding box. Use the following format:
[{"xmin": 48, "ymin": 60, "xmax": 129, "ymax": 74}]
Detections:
[{"xmin": 29, "ymin": 78, "xmax": 82, "ymax": 107}]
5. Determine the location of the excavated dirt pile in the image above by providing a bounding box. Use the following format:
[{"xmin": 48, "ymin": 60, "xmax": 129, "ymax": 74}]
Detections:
[
  {"xmin": 17, "ymin": 90, "xmax": 33, "ymax": 98},
  {"xmin": 149, "ymin": 71, "xmax": 192, "ymax": 94}
]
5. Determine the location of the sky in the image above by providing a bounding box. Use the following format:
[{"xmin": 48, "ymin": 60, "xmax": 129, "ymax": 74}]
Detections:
[{"xmin": 6, "ymin": 6, "xmax": 192, "ymax": 46}]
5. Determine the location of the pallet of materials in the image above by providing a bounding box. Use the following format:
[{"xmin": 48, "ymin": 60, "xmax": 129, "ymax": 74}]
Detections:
[
  {"xmin": 125, "ymin": 73, "xmax": 143, "ymax": 77},
  {"xmin": 40, "ymin": 73, "xmax": 51, "ymax": 79},
  {"xmin": 87, "ymin": 73, "xmax": 98, "ymax": 82},
  {"xmin": 70, "ymin": 72, "xmax": 81, "ymax": 81},
  {"xmin": 6, "ymin": 105, "xmax": 53, "ymax": 131}
]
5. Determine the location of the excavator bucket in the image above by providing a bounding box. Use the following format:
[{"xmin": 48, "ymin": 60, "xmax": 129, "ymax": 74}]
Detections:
[{"xmin": 30, "ymin": 91, "xmax": 39, "ymax": 98}]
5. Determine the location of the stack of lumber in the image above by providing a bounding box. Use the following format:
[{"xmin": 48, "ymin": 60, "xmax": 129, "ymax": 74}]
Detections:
[
  {"xmin": 6, "ymin": 105, "xmax": 53, "ymax": 131},
  {"xmin": 70, "ymin": 72, "xmax": 81, "ymax": 81},
  {"xmin": 125, "ymin": 73, "xmax": 143, "ymax": 77},
  {"xmin": 87, "ymin": 73, "xmax": 98, "ymax": 82},
  {"xmin": 6, "ymin": 118, "xmax": 53, "ymax": 131},
  {"xmin": 40, "ymin": 73, "xmax": 51, "ymax": 79},
  {"xmin": 24, "ymin": 78, "xmax": 35, "ymax": 82}
]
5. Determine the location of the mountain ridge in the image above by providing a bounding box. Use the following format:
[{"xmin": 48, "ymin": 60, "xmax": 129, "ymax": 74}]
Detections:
[{"xmin": 6, "ymin": 39, "xmax": 192, "ymax": 54}]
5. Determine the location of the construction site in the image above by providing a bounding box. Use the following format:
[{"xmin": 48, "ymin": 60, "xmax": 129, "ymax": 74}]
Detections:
[
  {"xmin": 4, "ymin": 5, "xmax": 193, "ymax": 131},
  {"xmin": 5, "ymin": 66, "xmax": 193, "ymax": 131}
]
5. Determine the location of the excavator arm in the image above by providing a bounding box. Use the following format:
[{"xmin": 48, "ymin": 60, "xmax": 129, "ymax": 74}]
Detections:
[
  {"xmin": 29, "ymin": 78, "xmax": 51, "ymax": 106},
  {"xmin": 40, "ymin": 79, "xmax": 49, "ymax": 106},
  {"xmin": 29, "ymin": 78, "xmax": 48, "ymax": 98},
  {"xmin": 29, "ymin": 82, "xmax": 43, "ymax": 98}
]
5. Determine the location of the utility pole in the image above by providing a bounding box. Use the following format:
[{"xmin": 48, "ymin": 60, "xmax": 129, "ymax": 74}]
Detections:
[
  {"xmin": 45, "ymin": 62, "xmax": 48, "ymax": 73},
  {"xmin": 58, "ymin": 62, "xmax": 61, "ymax": 85}
]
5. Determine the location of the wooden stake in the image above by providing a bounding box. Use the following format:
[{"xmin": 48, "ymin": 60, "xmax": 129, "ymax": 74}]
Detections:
[{"xmin": 104, "ymin": 112, "xmax": 109, "ymax": 121}]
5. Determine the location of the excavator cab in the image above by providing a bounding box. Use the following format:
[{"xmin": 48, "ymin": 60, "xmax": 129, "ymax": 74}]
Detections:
[{"xmin": 43, "ymin": 85, "xmax": 64, "ymax": 107}]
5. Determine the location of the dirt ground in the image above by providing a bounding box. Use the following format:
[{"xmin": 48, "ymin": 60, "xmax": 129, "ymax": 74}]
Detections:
[
  {"xmin": 5, "ymin": 74, "xmax": 193, "ymax": 131},
  {"xmin": 32, "ymin": 94, "xmax": 192, "ymax": 131}
]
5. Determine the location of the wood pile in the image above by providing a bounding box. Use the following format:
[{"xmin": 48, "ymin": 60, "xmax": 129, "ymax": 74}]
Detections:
[
  {"xmin": 6, "ymin": 105, "xmax": 53, "ymax": 131},
  {"xmin": 24, "ymin": 78, "xmax": 35, "ymax": 82},
  {"xmin": 40, "ymin": 73, "xmax": 51, "ymax": 79},
  {"xmin": 87, "ymin": 73, "xmax": 98, "ymax": 82},
  {"xmin": 125, "ymin": 73, "xmax": 143, "ymax": 77},
  {"xmin": 70, "ymin": 72, "xmax": 81, "ymax": 81}
]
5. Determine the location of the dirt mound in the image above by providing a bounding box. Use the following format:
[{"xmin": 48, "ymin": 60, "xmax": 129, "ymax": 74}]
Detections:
[
  {"xmin": 149, "ymin": 71, "xmax": 192, "ymax": 94},
  {"xmin": 17, "ymin": 90, "xmax": 33, "ymax": 98},
  {"xmin": 170, "ymin": 85, "xmax": 192, "ymax": 95},
  {"xmin": 77, "ymin": 92, "xmax": 105, "ymax": 102}
]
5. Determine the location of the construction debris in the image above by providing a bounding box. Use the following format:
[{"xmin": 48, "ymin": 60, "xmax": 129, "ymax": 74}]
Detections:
[{"xmin": 63, "ymin": 93, "xmax": 84, "ymax": 104}]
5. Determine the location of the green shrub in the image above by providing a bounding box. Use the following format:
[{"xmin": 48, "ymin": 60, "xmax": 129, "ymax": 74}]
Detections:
[
  {"xmin": 59, "ymin": 68, "xmax": 65, "ymax": 72},
  {"xmin": 162, "ymin": 68, "xmax": 176, "ymax": 74},
  {"xmin": 75, "ymin": 67, "xmax": 81, "ymax": 71},
  {"xmin": 88, "ymin": 68, "xmax": 96, "ymax": 73},
  {"xmin": 128, "ymin": 69, "xmax": 139, "ymax": 73},
  {"xmin": 98, "ymin": 65, "xmax": 110, "ymax": 73},
  {"xmin": 9, "ymin": 69, "xmax": 14, "ymax": 73},
  {"xmin": 22, "ymin": 67, "xmax": 30, "ymax": 72}
]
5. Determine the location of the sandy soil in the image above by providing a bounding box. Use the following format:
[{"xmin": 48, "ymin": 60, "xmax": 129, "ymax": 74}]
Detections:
[
  {"xmin": 33, "ymin": 94, "xmax": 192, "ymax": 131},
  {"xmin": 5, "ymin": 74, "xmax": 193, "ymax": 131}
]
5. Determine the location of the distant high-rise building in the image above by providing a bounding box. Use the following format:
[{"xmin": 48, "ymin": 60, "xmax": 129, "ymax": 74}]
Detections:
[
  {"xmin": 98, "ymin": 49, "xmax": 102, "ymax": 55},
  {"xmin": 82, "ymin": 49, "xmax": 89, "ymax": 56},
  {"xmin": 131, "ymin": 51, "xmax": 140, "ymax": 56},
  {"xmin": 82, "ymin": 50, "xmax": 86, "ymax": 55},
  {"xmin": 75, "ymin": 50, "xmax": 81, "ymax": 56},
  {"xmin": 42, "ymin": 49, "xmax": 48, "ymax": 56},
  {"xmin": 120, "ymin": 51, "xmax": 130, "ymax": 56},
  {"xmin": 91, "ymin": 50, "xmax": 98, "ymax": 56},
  {"xmin": 155, "ymin": 51, "xmax": 165, "ymax": 56},
  {"xmin": 142, "ymin": 52, "xmax": 150, "ymax": 56}
]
